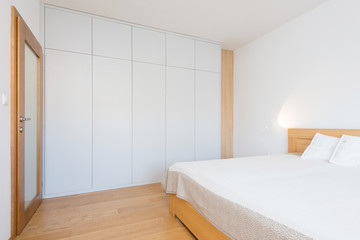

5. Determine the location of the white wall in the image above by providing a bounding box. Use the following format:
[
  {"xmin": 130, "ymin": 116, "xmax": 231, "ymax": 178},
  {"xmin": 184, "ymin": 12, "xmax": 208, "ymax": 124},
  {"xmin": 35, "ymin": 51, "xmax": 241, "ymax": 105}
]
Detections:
[
  {"xmin": 234, "ymin": 0, "xmax": 360, "ymax": 157},
  {"xmin": 0, "ymin": 1, "xmax": 40, "ymax": 239},
  {"xmin": 0, "ymin": 2, "xmax": 12, "ymax": 239}
]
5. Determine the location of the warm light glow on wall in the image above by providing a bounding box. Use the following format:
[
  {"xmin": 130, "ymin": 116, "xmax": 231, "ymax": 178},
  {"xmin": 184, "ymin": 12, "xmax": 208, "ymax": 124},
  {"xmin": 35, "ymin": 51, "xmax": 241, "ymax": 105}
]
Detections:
[
  {"xmin": 277, "ymin": 90, "xmax": 313, "ymax": 129},
  {"xmin": 277, "ymin": 103, "xmax": 309, "ymax": 129},
  {"xmin": 276, "ymin": 75, "xmax": 345, "ymax": 129},
  {"xmin": 277, "ymin": 112, "xmax": 292, "ymax": 129}
]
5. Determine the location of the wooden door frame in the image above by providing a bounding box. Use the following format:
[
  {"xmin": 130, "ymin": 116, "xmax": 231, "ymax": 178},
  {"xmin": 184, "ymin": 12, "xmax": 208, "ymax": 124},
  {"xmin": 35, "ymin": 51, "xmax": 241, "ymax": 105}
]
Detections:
[
  {"xmin": 10, "ymin": 6, "xmax": 19, "ymax": 239},
  {"xmin": 10, "ymin": 6, "xmax": 43, "ymax": 238}
]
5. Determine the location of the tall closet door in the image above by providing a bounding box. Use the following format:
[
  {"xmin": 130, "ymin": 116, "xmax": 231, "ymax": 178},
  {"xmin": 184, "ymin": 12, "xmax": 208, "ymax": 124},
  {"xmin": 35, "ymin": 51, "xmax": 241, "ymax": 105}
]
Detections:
[
  {"xmin": 93, "ymin": 56, "xmax": 132, "ymax": 188},
  {"xmin": 44, "ymin": 49, "xmax": 92, "ymax": 195},
  {"xmin": 166, "ymin": 67, "xmax": 195, "ymax": 169},
  {"xmin": 133, "ymin": 62, "xmax": 165, "ymax": 183},
  {"xmin": 195, "ymin": 71, "xmax": 221, "ymax": 160}
]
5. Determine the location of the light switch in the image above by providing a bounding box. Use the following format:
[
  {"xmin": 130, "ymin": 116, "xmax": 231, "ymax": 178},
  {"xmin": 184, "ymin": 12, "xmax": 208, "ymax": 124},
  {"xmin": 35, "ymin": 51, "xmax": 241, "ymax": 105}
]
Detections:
[{"xmin": 2, "ymin": 93, "xmax": 8, "ymax": 105}]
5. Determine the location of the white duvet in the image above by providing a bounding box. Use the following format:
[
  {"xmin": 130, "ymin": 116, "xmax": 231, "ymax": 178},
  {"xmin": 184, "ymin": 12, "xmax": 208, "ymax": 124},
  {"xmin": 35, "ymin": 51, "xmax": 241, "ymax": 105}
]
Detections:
[{"xmin": 163, "ymin": 154, "xmax": 360, "ymax": 240}]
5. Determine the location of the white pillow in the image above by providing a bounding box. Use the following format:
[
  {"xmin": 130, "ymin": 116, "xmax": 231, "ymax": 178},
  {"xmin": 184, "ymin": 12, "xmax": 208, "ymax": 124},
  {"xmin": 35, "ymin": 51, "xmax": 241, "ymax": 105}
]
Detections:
[
  {"xmin": 329, "ymin": 135, "xmax": 360, "ymax": 167},
  {"xmin": 301, "ymin": 133, "xmax": 339, "ymax": 161}
]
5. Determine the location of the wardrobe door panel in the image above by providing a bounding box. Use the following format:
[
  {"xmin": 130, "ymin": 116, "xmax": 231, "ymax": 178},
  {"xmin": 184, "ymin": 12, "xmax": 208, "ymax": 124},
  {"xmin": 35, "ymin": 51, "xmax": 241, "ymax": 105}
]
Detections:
[
  {"xmin": 45, "ymin": 7, "xmax": 91, "ymax": 54},
  {"xmin": 166, "ymin": 34, "xmax": 195, "ymax": 69},
  {"xmin": 93, "ymin": 56, "xmax": 132, "ymax": 188},
  {"xmin": 92, "ymin": 18, "xmax": 132, "ymax": 59},
  {"xmin": 133, "ymin": 62, "xmax": 165, "ymax": 183},
  {"xmin": 166, "ymin": 67, "xmax": 195, "ymax": 169},
  {"xmin": 133, "ymin": 27, "xmax": 165, "ymax": 65},
  {"xmin": 195, "ymin": 41, "xmax": 221, "ymax": 72},
  {"xmin": 44, "ymin": 49, "xmax": 92, "ymax": 195},
  {"xmin": 195, "ymin": 71, "xmax": 221, "ymax": 160}
]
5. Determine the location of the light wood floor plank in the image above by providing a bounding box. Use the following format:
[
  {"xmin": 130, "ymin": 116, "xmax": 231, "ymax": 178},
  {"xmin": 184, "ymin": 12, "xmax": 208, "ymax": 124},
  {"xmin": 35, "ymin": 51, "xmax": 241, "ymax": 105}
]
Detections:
[{"xmin": 15, "ymin": 183, "xmax": 195, "ymax": 240}]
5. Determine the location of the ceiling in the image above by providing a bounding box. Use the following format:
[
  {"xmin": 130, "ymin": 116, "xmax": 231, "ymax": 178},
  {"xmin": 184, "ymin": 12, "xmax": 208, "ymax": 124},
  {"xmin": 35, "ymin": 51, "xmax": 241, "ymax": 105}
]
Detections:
[{"xmin": 41, "ymin": 0, "xmax": 329, "ymax": 50}]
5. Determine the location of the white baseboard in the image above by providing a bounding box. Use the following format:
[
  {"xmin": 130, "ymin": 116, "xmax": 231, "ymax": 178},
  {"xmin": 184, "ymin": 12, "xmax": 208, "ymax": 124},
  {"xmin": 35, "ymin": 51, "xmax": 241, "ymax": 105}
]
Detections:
[{"xmin": 42, "ymin": 180, "xmax": 161, "ymax": 199}]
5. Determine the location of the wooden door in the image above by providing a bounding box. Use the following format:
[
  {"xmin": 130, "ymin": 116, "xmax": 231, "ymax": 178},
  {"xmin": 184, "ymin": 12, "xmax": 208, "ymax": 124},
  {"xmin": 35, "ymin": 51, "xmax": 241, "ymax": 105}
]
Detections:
[{"xmin": 11, "ymin": 6, "xmax": 43, "ymax": 235}]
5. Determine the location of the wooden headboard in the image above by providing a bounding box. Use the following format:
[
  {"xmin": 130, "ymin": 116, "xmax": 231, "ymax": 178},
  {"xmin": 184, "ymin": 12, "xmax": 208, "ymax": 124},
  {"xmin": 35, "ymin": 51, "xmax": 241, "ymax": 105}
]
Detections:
[{"xmin": 288, "ymin": 128, "xmax": 360, "ymax": 153}]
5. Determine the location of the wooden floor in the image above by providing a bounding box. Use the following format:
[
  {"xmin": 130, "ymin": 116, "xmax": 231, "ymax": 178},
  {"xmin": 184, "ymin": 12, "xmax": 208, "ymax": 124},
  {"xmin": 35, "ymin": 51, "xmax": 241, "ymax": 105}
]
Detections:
[{"xmin": 15, "ymin": 184, "xmax": 196, "ymax": 240}]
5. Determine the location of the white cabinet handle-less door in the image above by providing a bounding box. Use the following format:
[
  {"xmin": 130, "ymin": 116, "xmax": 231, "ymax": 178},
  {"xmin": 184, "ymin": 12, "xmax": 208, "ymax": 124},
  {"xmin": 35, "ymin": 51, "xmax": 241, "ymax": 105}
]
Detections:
[
  {"xmin": 133, "ymin": 27, "xmax": 165, "ymax": 65},
  {"xmin": 166, "ymin": 34, "xmax": 195, "ymax": 69},
  {"xmin": 133, "ymin": 62, "xmax": 166, "ymax": 183},
  {"xmin": 92, "ymin": 18, "xmax": 132, "ymax": 60},
  {"xmin": 44, "ymin": 49, "xmax": 92, "ymax": 195},
  {"xmin": 45, "ymin": 7, "xmax": 91, "ymax": 54},
  {"xmin": 195, "ymin": 71, "xmax": 221, "ymax": 161},
  {"xmin": 195, "ymin": 41, "xmax": 221, "ymax": 72},
  {"xmin": 93, "ymin": 56, "xmax": 132, "ymax": 188},
  {"xmin": 166, "ymin": 67, "xmax": 195, "ymax": 169}
]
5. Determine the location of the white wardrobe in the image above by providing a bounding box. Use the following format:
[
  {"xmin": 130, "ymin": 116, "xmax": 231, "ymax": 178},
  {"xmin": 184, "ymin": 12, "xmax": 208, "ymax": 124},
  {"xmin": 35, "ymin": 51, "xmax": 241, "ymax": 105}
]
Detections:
[{"xmin": 43, "ymin": 6, "xmax": 221, "ymax": 197}]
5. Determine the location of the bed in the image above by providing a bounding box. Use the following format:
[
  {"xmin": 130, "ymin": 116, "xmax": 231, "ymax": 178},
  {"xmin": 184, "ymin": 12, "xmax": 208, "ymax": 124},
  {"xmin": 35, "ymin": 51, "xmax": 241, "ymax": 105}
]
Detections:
[{"xmin": 163, "ymin": 128, "xmax": 360, "ymax": 240}]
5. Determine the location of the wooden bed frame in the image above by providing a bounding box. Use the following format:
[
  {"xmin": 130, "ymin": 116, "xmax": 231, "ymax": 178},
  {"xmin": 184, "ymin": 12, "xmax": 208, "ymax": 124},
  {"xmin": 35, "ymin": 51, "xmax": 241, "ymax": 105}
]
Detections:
[
  {"xmin": 169, "ymin": 194, "xmax": 229, "ymax": 240},
  {"xmin": 169, "ymin": 128, "xmax": 360, "ymax": 240},
  {"xmin": 288, "ymin": 128, "xmax": 360, "ymax": 153}
]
